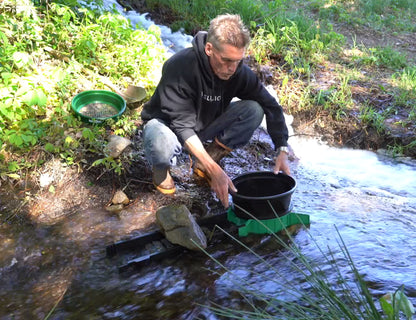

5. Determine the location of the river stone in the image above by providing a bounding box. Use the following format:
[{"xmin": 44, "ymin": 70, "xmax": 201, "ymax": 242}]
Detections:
[
  {"xmin": 105, "ymin": 204, "xmax": 124, "ymax": 213},
  {"xmin": 111, "ymin": 190, "xmax": 129, "ymax": 205},
  {"xmin": 156, "ymin": 204, "xmax": 207, "ymax": 251},
  {"xmin": 104, "ymin": 135, "xmax": 131, "ymax": 158}
]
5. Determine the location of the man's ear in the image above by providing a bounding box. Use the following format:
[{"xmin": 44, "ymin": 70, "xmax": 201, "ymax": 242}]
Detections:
[{"xmin": 205, "ymin": 42, "xmax": 213, "ymax": 57}]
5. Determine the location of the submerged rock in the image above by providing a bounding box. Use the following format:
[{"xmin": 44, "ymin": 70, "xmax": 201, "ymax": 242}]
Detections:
[
  {"xmin": 105, "ymin": 204, "xmax": 124, "ymax": 213},
  {"xmin": 156, "ymin": 204, "xmax": 207, "ymax": 251}
]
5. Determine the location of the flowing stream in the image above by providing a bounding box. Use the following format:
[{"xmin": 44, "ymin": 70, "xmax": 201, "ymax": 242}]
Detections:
[
  {"xmin": 1, "ymin": 3, "xmax": 415, "ymax": 319},
  {"xmin": 1, "ymin": 135, "xmax": 415, "ymax": 319}
]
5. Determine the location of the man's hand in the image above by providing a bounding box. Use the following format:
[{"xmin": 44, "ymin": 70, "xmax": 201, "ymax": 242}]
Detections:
[
  {"xmin": 185, "ymin": 135, "xmax": 236, "ymax": 207},
  {"xmin": 206, "ymin": 163, "xmax": 236, "ymax": 207},
  {"xmin": 273, "ymin": 150, "xmax": 291, "ymax": 176}
]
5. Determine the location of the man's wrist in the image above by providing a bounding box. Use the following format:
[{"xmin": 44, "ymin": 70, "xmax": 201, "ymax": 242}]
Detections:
[{"xmin": 277, "ymin": 146, "xmax": 289, "ymax": 155}]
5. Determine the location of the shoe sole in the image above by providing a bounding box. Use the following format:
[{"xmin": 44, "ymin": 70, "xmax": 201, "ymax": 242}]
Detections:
[{"xmin": 154, "ymin": 183, "xmax": 176, "ymax": 195}]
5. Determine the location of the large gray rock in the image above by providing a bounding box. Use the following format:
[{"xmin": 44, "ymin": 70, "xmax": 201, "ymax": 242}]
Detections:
[
  {"xmin": 156, "ymin": 204, "xmax": 207, "ymax": 251},
  {"xmin": 104, "ymin": 135, "xmax": 131, "ymax": 158}
]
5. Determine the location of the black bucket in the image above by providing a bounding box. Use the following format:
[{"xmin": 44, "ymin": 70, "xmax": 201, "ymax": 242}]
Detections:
[{"xmin": 230, "ymin": 171, "xmax": 296, "ymax": 220}]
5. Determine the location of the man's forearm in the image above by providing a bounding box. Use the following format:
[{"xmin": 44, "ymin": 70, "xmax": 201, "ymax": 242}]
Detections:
[{"xmin": 184, "ymin": 135, "xmax": 218, "ymax": 175}]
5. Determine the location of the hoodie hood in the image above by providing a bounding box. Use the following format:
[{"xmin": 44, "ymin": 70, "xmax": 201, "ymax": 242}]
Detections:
[{"xmin": 192, "ymin": 31, "xmax": 214, "ymax": 84}]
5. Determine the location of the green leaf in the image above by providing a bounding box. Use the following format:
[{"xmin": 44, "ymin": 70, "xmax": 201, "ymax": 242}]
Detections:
[
  {"xmin": 0, "ymin": 31, "xmax": 9, "ymax": 46},
  {"xmin": 12, "ymin": 51, "xmax": 33, "ymax": 69},
  {"xmin": 22, "ymin": 134, "xmax": 34, "ymax": 143},
  {"xmin": 64, "ymin": 136, "xmax": 74, "ymax": 146},
  {"xmin": 22, "ymin": 88, "xmax": 47, "ymax": 107},
  {"xmin": 52, "ymin": 67, "xmax": 67, "ymax": 82},
  {"xmin": 282, "ymin": 75, "xmax": 289, "ymax": 88},
  {"xmin": 395, "ymin": 289, "xmax": 415, "ymax": 319},
  {"xmin": 85, "ymin": 40, "xmax": 95, "ymax": 50},
  {"xmin": 82, "ymin": 128, "xmax": 95, "ymax": 141},
  {"xmin": 0, "ymin": 102, "xmax": 13, "ymax": 120},
  {"xmin": 1, "ymin": 72, "xmax": 13, "ymax": 85},
  {"xmin": 8, "ymin": 161, "xmax": 20, "ymax": 172},
  {"xmin": 44, "ymin": 143, "xmax": 55, "ymax": 152},
  {"xmin": 31, "ymin": 135, "xmax": 38, "ymax": 145},
  {"xmin": 9, "ymin": 133, "xmax": 23, "ymax": 146},
  {"xmin": 92, "ymin": 158, "xmax": 104, "ymax": 166},
  {"xmin": 380, "ymin": 296, "xmax": 394, "ymax": 319}
]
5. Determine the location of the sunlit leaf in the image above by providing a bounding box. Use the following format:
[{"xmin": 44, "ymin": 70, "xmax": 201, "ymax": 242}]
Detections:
[
  {"xmin": 22, "ymin": 88, "xmax": 48, "ymax": 107},
  {"xmin": 65, "ymin": 136, "xmax": 74, "ymax": 145},
  {"xmin": 0, "ymin": 102, "xmax": 13, "ymax": 120},
  {"xmin": 52, "ymin": 67, "xmax": 67, "ymax": 82},
  {"xmin": 0, "ymin": 31, "xmax": 9, "ymax": 46},
  {"xmin": 12, "ymin": 51, "xmax": 33, "ymax": 69},
  {"xmin": 6, "ymin": 173, "xmax": 20, "ymax": 179},
  {"xmin": 1, "ymin": 72, "xmax": 13, "ymax": 85}
]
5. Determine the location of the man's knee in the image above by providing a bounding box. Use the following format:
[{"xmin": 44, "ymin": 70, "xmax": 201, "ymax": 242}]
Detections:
[
  {"xmin": 232, "ymin": 100, "xmax": 264, "ymax": 124},
  {"xmin": 218, "ymin": 100, "xmax": 265, "ymax": 148},
  {"xmin": 143, "ymin": 119, "xmax": 181, "ymax": 167},
  {"xmin": 233, "ymin": 100, "xmax": 264, "ymax": 130},
  {"xmin": 244, "ymin": 100, "xmax": 264, "ymax": 125}
]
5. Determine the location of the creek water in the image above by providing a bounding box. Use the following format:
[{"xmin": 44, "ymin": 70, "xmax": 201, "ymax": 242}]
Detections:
[
  {"xmin": 1, "ymin": 3, "xmax": 416, "ymax": 319},
  {"xmin": 1, "ymin": 135, "xmax": 415, "ymax": 319}
]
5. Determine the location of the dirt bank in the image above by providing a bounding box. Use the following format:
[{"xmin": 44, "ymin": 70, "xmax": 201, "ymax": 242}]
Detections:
[{"xmin": 0, "ymin": 126, "xmax": 280, "ymax": 229}]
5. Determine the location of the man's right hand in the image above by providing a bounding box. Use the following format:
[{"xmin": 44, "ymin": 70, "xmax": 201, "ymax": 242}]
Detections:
[
  {"xmin": 206, "ymin": 163, "xmax": 236, "ymax": 207},
  {"xmin": 184, "ymin": 135, "xmax": 236, "ymax": 207}
]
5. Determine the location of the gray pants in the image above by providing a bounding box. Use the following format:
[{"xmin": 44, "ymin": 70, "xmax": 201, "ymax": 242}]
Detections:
[{"xmin": 142, "ymin": 100, "xmax": 264, "ymax": 169}]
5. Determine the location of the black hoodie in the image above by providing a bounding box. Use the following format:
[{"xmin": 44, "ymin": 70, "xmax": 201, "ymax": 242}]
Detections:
[{"xmin": 141, "ymin": 31, "xmax": 288, "ymax": 150}]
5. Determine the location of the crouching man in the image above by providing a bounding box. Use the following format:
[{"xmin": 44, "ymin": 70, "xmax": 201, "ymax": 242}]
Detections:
[{"xmin": 141, "ymin": 14, "xmax": 290, "ymax": 207}]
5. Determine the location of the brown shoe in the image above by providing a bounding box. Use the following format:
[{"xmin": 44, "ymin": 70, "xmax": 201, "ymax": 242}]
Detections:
[
  {"xmin": 153, "ymin": 166, "xmax": 176, "ymax": 194},
  {"xmin": 194, "ymin": 137, "xmax": 232, "ymax": 180}
]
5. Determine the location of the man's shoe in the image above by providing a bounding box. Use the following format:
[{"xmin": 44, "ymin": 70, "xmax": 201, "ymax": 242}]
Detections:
[
  {"xmin": 193, "ymin": 137, "xmax": 232, "ymax": 180},
  {"xmin": 154, "ymin": 183, "xmax": 176, "ymax": 195},
  {"xmin": 153, "ymin": 167, "xmax": 176, "ymax": 195}
]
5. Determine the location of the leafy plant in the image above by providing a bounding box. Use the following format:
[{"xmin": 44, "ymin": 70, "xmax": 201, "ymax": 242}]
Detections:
[
  {"xmin": 90, "ymin": 156, "xmax": 125, "ymax": 175},
  {"xmin": 359, "ymin": 46, "xmax": 408, "ymax": 69},
  {"xmin": 314, "ymin": 75, "xmax": 354, "ymax": 121},
  {"xmin": 380, "ymin": 286, "xmax": 415, "ymax": 320},
  {"xmin": 359, "ymin": 104, "xmax": 387, "ymax": 134},
  {"xmin": 0, "ymin": 0, "xmax": 166, "ymax": 177}
]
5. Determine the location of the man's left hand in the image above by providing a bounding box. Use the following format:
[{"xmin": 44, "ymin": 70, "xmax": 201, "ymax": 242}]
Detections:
[{"xmin": 273, "ymin": 150, "xmax": 291, "ymax": 176}]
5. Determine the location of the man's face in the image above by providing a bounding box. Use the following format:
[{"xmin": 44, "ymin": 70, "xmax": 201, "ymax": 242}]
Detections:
[{"xmin": 205, "ymin": 42, "xmax": 245, "ymax": 80}]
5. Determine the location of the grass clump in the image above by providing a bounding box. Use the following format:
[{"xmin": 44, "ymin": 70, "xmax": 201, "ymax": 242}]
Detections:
[
  {"xmin": 202, "ymin": 221, "xmax": 415, "ymax": 320},
  {"xmin": 313, "ymin": 0, "xmax": 416, "ymax": 33}
]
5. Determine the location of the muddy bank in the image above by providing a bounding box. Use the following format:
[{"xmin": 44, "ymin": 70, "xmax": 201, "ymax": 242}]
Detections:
[{"xmin": 1, "ymin": 127, "xmax": 279, "ymax": 228}]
